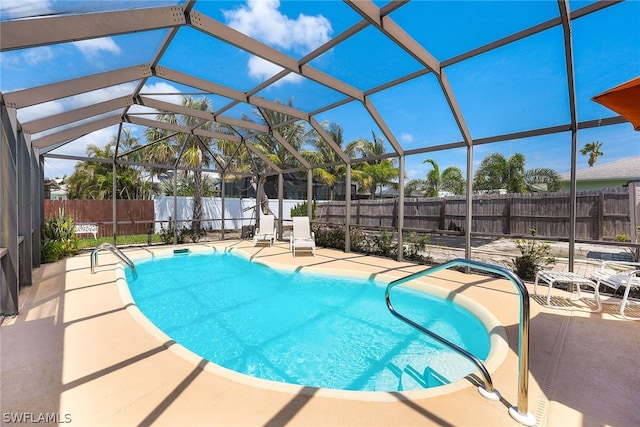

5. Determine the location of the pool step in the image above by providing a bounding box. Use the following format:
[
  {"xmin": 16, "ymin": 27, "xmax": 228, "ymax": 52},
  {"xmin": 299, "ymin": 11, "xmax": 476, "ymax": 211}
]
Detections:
[{"xmin": 375, "ymin": 352, "xmax": 477, "ymax": 391}]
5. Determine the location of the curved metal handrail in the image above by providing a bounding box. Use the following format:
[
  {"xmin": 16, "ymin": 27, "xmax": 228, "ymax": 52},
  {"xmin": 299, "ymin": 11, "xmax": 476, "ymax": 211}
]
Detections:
[
  {"xmin": 386, "ymin": 258, "xmax": 535, "ymax": 426},
  {"xmin": 91, "ymin": 242, "xmax": 135, "ymax": 274}
]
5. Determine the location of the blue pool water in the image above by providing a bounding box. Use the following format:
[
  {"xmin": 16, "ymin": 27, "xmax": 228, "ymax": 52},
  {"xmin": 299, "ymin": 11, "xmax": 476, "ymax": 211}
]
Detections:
[{"xmin": 125, "ymin": 252, "xmax": 489, "ymax": 392}]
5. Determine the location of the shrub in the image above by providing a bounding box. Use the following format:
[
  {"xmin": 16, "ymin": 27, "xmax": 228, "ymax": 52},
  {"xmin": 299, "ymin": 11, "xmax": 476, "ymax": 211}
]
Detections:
[
  {"xmin": 41, "ymin": 208, "xmax": 78, "ymax": 262},
  {"xmin": 314, "ymin": 224, "xmax": 345, "ymax": 250},
  {"xmin": 511, "ymin": 228, "xmax": 555, "ymax": 281},
  {"xmin": 404, "ymin": 232, "xmax": 433, "ymax": 264},
  {"xmin": 615, "ymin": 226, "xmax": 640, "ymax": 262},
  {"xmin": 158, "ymin": 218, "xmax": 190, "ymax": 244},
  {"xmin": 291, "ymin": 200, "xmax": 316, "ymax": 218}
]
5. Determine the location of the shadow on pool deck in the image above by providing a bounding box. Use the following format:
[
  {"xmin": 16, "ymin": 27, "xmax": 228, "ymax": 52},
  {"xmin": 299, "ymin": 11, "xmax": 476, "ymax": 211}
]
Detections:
[{"xmin": 1, "ymin": 241, "xmax": 638, "ymax": 426}]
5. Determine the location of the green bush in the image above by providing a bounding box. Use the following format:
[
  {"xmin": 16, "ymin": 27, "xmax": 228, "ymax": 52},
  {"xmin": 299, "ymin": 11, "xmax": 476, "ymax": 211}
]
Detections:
[
  {"xmin": 41, "ymin": 208, "xmax": 78, "ymax": 262},
  {"xmin": 511, "ymin": 228, "xmax": 555, "ymax": 281},
  {"xmin": 291, "ymin": 200, "xmax": 316, "ymax": 218},
  {"xmin": 158, "ymin": 219, "xmax": 191, "ymax": 244}
]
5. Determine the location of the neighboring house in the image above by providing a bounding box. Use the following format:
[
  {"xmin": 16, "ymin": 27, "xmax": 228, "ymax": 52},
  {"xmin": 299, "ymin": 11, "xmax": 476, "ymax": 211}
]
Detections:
[
  {"xmin": 44, "ymin": 178, "xmax": 67, "ymax": 200},
  {"xmin": 559, "ymin": 156, "xmax": 640, "ymax": 192}
]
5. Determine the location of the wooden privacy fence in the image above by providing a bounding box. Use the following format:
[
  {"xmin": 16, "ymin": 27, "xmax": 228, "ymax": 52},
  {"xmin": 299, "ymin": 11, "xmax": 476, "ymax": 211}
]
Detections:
[
  {"xmin": 44, "ymin": 200, "xmax": 154, "ymax": 238},
  {"xmin": 316, "ymin": 188, "xmax": 634, "ymax": 241}
]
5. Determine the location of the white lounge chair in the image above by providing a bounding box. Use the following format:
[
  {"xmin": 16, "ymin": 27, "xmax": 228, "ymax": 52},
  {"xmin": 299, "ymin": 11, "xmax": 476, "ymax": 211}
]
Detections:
[
  {"xmin": 591, "ymin": 260, "xmax": 640, "ymax": 320},
  {"xmin": 289, "ymin": 216, "xmax": 316, "ymax": 257},
  {"xmin": 253, "ymin": 215, "xmax": 276, "ymax": 246}
]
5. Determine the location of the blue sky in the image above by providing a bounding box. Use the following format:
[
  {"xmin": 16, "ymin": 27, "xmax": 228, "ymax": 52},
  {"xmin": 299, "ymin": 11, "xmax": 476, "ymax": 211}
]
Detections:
[{"xmin": 1, "ymin": 0, "xmax": 639, "ymax": 181}]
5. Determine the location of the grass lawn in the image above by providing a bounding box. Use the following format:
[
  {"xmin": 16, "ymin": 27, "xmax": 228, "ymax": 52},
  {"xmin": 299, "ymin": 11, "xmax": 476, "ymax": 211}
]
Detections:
[{"xmin": 77, "ymin": 234, "xmax": 165, "ymax": 250}]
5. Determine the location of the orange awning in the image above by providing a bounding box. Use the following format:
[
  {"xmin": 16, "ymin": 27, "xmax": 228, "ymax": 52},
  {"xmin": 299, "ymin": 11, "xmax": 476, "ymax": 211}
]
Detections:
[{"xmin": 592, "ymin": 76, "xmax": 640, "ymax": 131}]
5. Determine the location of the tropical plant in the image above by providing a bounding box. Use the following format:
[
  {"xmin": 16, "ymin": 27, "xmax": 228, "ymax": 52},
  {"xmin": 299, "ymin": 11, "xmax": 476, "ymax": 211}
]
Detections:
[
  {"xmin": 41, "ymin": 208, "xmax": 78, "ymax": 262},
  {"xmin": 347, "ymin": 132, "xmax": 399, "ymax": 198},
  {"xmin": 143, "ymin": 96, "xmax": 218, "ymax": 235},
  {"xmin": 474, "ymin": 152, "xmax": 526, "ymax": 194},
  {"xmin": 290, "ymin": 200, "xmax": 316, "ymax": 218},
  {"xmin": 66, "ymin": 129, "xmax": 144, "ymax": 199},
  {"xmin": 305, "ymin": 122, "xmax": 348, "ymax": 200},
  {"xmin": 474, "ymin": 152, "xmax": 561, "ymax": 194},
  {"xmin": 523, "ymin": 168, "xmax": 562, "ymax": 192},
  {"xmin": 244, "ymin": 99, "xmax": 315, "ymax": 214},
  {"xmin": 511, "ymin": 228, "xmax": 555, "ymax": 281},
  {"xmin": 422, "ymin": 159, "xmax": 466, "ymax": 196},
  {"xmin": 580, "ymin": 141, "xmax": 604, "ymax": 167}
]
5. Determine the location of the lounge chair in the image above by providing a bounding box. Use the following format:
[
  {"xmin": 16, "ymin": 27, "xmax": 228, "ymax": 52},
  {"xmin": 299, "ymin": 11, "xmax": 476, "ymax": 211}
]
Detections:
[
  {"xmin": 253, "ymin": 215, "xmax": 276, "ymax": 246},
  {"xmin": 591, "ymin": 260, "xmax": 640, "ymax": 320},
  {"xmin": 289, "ymin": 216, "xmax": 316, "ymax": 256}
]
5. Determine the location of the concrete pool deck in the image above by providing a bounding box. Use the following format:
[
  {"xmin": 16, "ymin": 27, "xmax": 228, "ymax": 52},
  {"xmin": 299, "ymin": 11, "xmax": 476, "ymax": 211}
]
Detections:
[{"xmin": 1, "ymin": 240, "xmax": 639, "ymax": 426}]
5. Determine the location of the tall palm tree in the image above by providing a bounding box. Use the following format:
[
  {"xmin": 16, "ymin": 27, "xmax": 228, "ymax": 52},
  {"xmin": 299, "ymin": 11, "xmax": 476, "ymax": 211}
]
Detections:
[
  {"xmin": 143, "ymin": 96, "xmax": 216, "ymax": 234},
  {"xmin": 423, "ymin": 158, "xmax": 466, "ymax": 197},
  {"xmin": 244, "ymin": 99, "xmax": 314, "ymax": 214},
  {"xmin": 580, "ymin": 141, "xmax": 604, "ymax": 167}
]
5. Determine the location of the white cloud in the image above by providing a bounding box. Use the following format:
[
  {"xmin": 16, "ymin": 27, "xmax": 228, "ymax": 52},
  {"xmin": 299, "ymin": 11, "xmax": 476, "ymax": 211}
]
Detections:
[
  {"xmin": 400, "ymin": 132, "xmax": 414, "ymax": 143},
  {"xmin": 247, "ymin": 56, "xmax": 302, "ymax": 85},
  {"xmin": 224, "ymin": 0, "xmax": 331, "ymax": 83},
  {"xmin": 72, "ymin": 37, "xmax": 121, "ymax": 58},
  {"xmin": 0, "ymin": 0, "xmax": 53, "ymax": 19}
]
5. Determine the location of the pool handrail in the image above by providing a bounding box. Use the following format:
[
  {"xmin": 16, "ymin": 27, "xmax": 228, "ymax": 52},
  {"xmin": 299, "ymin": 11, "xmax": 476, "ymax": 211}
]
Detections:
[
  {"xmin": 90, "ymin": 242, "xmax": 135, "ymax": 274},
  {"xmin": 385, "ymin": 258, "xmax": 536, "ymax": 426}
]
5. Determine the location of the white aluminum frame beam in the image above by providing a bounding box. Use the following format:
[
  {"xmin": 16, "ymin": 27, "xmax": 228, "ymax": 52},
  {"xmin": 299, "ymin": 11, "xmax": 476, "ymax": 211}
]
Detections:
[
  {"xmin": 0, "ymin": 6, "xmax": 186, "ymax": 51},
  {"xmin": 33, "ymin": 115, "xmax": 121, "ymax": 150},
  {"xmin": 2, "ymin": 65, "xmax": 152, "ymax": 109},
  {"xmin": 22, "ymin": 96, "xmax": 134, "ymax": 134},
  {"xmin": 187, "ymin": 10, "xmax": 364, "ymax": 102}
]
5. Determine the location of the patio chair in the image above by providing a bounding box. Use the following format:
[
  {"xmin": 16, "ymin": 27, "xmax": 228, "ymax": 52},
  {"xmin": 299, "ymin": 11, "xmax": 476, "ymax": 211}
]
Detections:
[
  {"xmin": 591, "ymin": 260, "xmax": 640, "ymax": 320},
  {"xmin": 253, "ymin": 215, "xmax": 276, "ymax": 246},
  {"xmin": 289, "ymin": 216, "xmax": 316, "ymax": 257}
]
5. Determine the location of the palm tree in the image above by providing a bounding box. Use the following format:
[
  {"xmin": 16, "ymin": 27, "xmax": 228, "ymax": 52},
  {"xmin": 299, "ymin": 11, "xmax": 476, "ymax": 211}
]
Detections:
[
  {"xmin": 143, "ymin": 96, "xmax": 216, "ymax": 234},
  {"xmin": 580, "ymin": 141, "xmax": 604, "ymax": 167},
  {"xmin": 305, "ymin": 122, "xmax": 348, "ymax": 200},
  {"xmin": 473, "ymin": 152, "xmax": 526, "ymax": 194},
  {"xmin": 245, "ymin": 99, "xmax": 314, "ymax": 214},
  {"xmin": 473, "ymin": 152, "xmax": 561, "ymax": 194},
  {"xmin": 346, "ymin": 132, "xmax": 398, "ymax": 198},
  {"xmin": 423, "ymin": 159, "xmax": 466, "ymax": 196},
  {"xmin": 523, "ymin": 168, "xmax": 562, "ymax": 192},
  {"xmin": 66, "ymin": 137, "xmax": 144, "ymax": 200}
]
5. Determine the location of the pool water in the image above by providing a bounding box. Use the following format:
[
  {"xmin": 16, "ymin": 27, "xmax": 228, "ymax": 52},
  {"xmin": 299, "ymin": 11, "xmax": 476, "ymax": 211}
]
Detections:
[{"xmin": 125, "ymin": 252, "xmax": 490, "ymax": 392}]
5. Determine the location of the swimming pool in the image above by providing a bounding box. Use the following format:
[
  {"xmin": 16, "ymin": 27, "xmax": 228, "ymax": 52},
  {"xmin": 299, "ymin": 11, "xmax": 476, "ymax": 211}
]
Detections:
[{"xmin": 124, "ymin": 251, "xmax": 491, "ymax": 392}]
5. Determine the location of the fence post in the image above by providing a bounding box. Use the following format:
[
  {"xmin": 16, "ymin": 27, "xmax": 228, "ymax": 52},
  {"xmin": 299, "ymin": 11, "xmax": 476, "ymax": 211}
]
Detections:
[{"xmin": 598, "ymin": 192, "xmax": 604, "ymax": 240}]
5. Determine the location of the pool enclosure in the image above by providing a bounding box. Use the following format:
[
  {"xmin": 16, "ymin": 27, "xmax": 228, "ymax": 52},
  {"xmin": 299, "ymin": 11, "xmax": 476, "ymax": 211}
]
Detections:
[{"xmin": 1, "ymin": 1, "xmax": 639, "ymax": 315}]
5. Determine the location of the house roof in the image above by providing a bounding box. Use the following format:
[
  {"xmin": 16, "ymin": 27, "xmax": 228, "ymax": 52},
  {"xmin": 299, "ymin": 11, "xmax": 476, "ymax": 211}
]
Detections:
[{"xmin": 560, "ymin": 156, "xmax": 640, "ymax": 182}]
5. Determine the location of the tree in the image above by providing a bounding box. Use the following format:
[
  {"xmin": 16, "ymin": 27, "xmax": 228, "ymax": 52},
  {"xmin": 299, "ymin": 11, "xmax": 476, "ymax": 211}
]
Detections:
[
  {"xmin": 143, "ymin": 96, "xmax": 217, "ymax": 234},
  {"xmin": 473, "ymin": 152, "xmax": 526, "ymax": 194},
  {"xmin": 346, "ymin": 132, "xmax": 398, "ymax": 198},
  {"xmin": 245, "ymin": 99, "xmax": 314, "ymax": 214},
  {"xmin": 305, "ymin": 122, "xmax": 348, "ymax": 200},
  {"xmin": 580, "ymin": 141, "xmax": 604, "ymax": 167},
  {"xmin": 422, "ymin": 159, "xmax": 466, "ymax": 196},
  {"xmin": 523, "ymin": 168, "xmax": 562, "ymax": 192},
  {"xmin": 473, "ymin": 152, "xmax": 561, "ymax": 194},
  {"xmin": 66, "ymin": 129, "xmax": 143, "ymax": 199}
]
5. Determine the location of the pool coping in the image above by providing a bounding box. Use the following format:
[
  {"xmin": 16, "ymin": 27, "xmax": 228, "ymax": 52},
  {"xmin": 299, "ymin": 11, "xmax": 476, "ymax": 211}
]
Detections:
[{"xmin": 115, "ymin": 243, "xmax": 510, "ymax": 403}]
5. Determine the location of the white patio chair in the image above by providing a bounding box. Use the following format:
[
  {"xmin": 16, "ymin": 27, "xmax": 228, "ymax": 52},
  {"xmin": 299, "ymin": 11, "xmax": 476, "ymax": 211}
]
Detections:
[
  {"xmin": 591, "ymin": 260, "xmax": 640, "ymax": 320},
  {"xmin": 289, "ymin": 216, "xmax": 316, "ymax": 256},
  {"xmin": 253, "ymin": 215, "xmax": 276, "ymax": 246}
]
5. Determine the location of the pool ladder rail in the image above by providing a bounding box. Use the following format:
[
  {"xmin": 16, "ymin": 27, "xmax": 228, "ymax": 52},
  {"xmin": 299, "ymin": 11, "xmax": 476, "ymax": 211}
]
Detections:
[
  {"xmin": 386, "ymin": 258, "xmax": 536, "ymax": 427},
  {"xmin": 90, "ymin": 242, "xmax": 136, "ymax": 274}
]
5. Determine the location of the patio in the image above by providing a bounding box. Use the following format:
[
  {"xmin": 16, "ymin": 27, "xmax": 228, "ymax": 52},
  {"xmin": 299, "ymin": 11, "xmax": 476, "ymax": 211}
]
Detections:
[{"xmin": 2, "ymin": 242, "xmax": 638, "ymax": 426}]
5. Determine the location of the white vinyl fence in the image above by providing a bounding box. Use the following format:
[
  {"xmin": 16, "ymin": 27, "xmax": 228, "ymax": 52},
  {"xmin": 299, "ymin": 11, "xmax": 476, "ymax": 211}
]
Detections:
[{"xmin": 153, "ymin": 196, "xmax": 306, "ymax": 232}]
